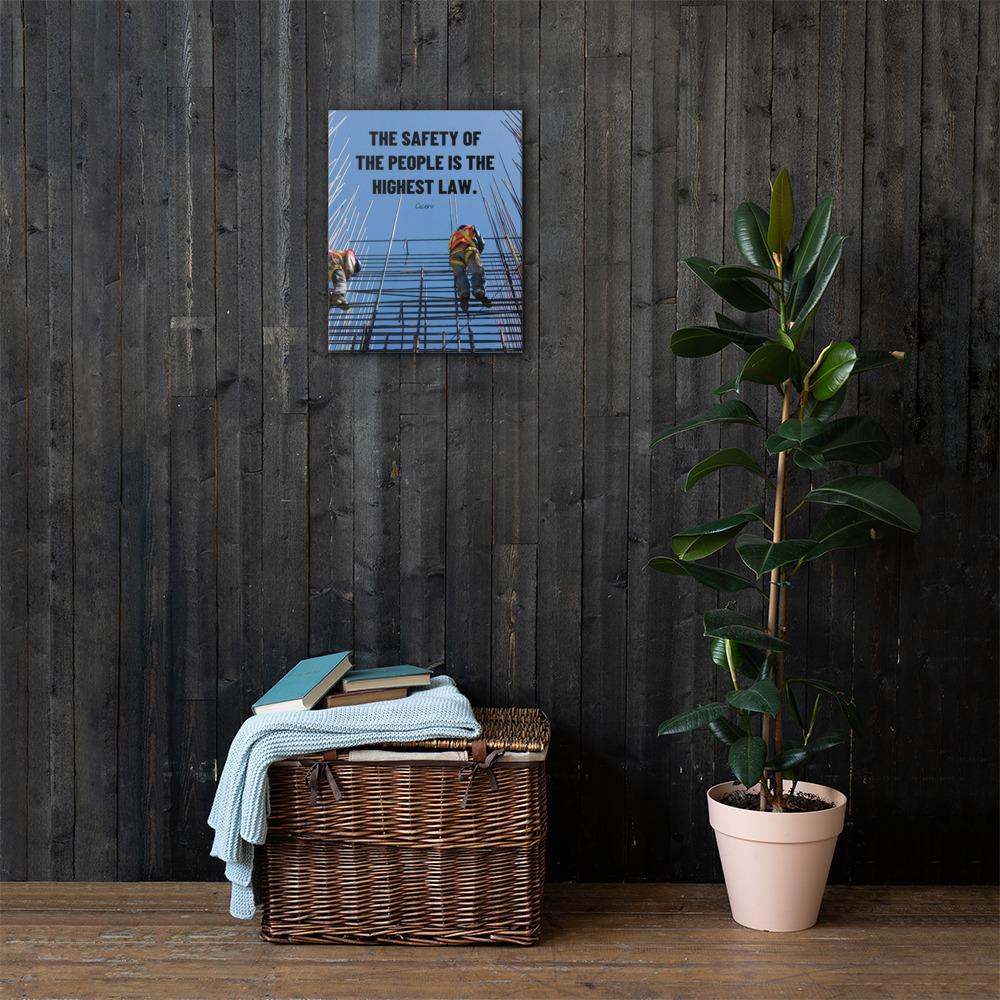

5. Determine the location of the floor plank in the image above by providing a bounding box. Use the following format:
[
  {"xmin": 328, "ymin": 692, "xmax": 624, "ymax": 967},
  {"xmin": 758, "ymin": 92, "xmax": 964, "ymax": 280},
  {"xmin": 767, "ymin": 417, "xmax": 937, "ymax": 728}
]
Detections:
[{"xmin": 1, "ymin": 883, "xmax": 997, "ymax": 999}]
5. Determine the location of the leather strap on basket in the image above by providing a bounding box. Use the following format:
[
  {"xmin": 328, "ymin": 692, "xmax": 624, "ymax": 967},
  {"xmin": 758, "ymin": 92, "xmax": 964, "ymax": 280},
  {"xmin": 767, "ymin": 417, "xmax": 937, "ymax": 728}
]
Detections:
[
  {"xmin": 306, "ymin": 760, "xmax": 343, "ymax": 806},
  {"xmin": 461, "ymin": 748, "xmax": 504, "ymax": 809}
]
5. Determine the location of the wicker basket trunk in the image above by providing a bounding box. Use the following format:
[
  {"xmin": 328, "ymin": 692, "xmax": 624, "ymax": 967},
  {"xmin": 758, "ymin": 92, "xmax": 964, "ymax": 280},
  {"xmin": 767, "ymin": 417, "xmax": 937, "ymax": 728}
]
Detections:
[{"xmin": 259, "ymin": 707, "xmax": 548, "ymax": 945}]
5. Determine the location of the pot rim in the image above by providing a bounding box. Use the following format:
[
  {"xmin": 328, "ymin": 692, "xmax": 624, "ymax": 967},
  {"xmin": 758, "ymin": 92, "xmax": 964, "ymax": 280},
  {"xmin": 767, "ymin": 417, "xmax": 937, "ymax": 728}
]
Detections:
[
  {"xmin": 708, "ymin": 778, "xmax": 847, "ymax": 810},
  {"xmin": 707, "ymin": 779, "xmax": 847, "ymax": 844}
]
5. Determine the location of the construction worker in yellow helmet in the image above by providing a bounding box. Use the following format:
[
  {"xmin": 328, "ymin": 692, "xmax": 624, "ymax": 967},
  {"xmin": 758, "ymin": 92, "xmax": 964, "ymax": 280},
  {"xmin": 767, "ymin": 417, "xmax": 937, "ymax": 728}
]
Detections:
[
  {"xmin": 328, "ymin": 249, "xmax": 361, "ymax": 311},
  {"xmin": 449, "ymin": 225, "xmax": 491, "ymax": 313}
]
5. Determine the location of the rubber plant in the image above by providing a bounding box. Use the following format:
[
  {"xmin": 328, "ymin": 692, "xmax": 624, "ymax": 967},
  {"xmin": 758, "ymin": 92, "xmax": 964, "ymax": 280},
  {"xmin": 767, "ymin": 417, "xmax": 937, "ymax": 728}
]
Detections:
[{"xmin": 652, "ymin": 167, "xmax": 920, "ymax": 811}]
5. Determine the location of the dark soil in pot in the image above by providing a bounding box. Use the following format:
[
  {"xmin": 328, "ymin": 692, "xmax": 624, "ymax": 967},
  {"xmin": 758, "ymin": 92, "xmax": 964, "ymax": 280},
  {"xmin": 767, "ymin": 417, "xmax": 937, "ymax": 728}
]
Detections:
[{"xmin": 721, "ymin": 789, "xmax": 835, "ymax": 812}]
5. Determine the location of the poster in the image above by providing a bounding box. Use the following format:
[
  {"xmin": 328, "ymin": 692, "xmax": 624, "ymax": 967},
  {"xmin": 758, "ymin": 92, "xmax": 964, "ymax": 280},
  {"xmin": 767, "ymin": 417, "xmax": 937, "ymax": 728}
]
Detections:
[{"xmin": 327, "ymin": 110, "xmax": 523, "ymax": 353}]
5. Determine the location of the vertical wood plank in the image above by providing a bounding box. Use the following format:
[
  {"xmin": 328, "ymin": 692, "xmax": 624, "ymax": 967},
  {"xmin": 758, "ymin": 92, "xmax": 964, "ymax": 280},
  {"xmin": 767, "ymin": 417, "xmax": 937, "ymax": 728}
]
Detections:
[
  {"xmin": 119, "ymin": 0, "xmax": 172, "ymax": 879},
  {"xmin": 898, "ymin": 0, "xmax": 996, "ymax": 880},
  {"xmin": 351, "ymin": 1, "xmax": 402, "ymax": 669},
  {"xmin": 166, "ymin": 0, "xmax": 215, "ymax": 397},
  {"xmin": 166, "ymin": 0, "xmax": 217, "ymax": 880},
  {"xmin": 969, "ymin": 0, "xmax": 999, "ymax": 488},
  {"xmin": 214, "ymin": 0, "xmax": 264, "ymax": 767},
  {"xmin": 167, "ymin": 395, "xmax": 217, "ymax": 877},
  {"xmin": 307, "ymin": 2, "xmax": 355, "ymax": 660},
  {"xmin": 491, "ymin": 1, "xmax": 538, "ymax": 707},
  {"xmin": 769, "ymin": 0, "xmax": 824, "ymax": 823},
  {"xmin": 807, "ymin": 2, "xmax": 867, "ymax": 854},
  {"xmin": 70, "ymin": 0, "xmax": 120, "ymax": 880},
  {"xmin": 579, "ymin": 0, "xmax": 631, "ymax": 881},
  {"xmin": 718, "ymin": 0, "xmax": 772, "ymax": 813},
  {"xmin": 398, "ymin": 0, "xmax": 448, "ymax": 672},
  {"xmin": 23, "ymin": 0, "xmax": 74, "ymax": 880},
  {"xmin": 444, "ymin": 0, "xmax": 493, "ymax": 703},
  {"xmin": 853, "ymin": 0, "xmax": 921, "ymax": 882},
  {"xmin": 670, "ymin": 0, "xmax": 728, "ymax": 881},
  {"xmin": 0, "ymin": 0, "xmax": 28, "ymax": 881},
  {"xmin": 536, "ymin": 0, "xmax": 585, "ymax": 880},
  {"xmin": 965, "ymin": 0, "xmax": 1000, "ymax": 880},
  {"xmin": 261, "ymin": 0, "xmax": 309, "ymax": 684},
  {"xmin": 625, "ymin": 0, "xmax": 680, "ymax": 882}
]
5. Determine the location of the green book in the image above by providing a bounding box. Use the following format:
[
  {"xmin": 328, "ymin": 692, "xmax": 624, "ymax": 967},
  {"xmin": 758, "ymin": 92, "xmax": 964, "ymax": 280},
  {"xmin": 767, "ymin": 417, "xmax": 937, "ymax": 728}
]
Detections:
[
  {"xmin": 340, "ymin": 664, "xmax": 433, "ymax": 693},
  {"xmin": 252, "ymin": 651, "xmax": 353, "ymax": 714}
]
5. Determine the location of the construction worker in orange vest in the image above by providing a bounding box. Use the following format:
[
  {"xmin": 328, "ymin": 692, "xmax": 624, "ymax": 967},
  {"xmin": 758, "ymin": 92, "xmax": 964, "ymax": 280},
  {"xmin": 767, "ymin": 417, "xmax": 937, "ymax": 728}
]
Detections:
[
  {"xmin": 328, "ymin": 249, "xmax": 361, "ymax": 310},
  {"xmin": 449, "ymin": 224, "xmax": 491, "ymax": 313}
]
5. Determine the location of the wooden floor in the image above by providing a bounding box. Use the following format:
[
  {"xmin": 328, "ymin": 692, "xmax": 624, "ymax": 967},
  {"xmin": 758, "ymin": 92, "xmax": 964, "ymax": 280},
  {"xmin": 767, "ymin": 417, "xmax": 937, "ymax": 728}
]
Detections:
[{"xmin": 1, "ymin": 884, "xmax": 997, "ymax": 1000}]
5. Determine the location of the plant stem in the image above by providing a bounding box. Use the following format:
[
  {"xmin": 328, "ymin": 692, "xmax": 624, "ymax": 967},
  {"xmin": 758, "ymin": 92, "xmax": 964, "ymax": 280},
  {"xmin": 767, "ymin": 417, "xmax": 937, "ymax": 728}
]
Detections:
[
  {"xmin": 724, "ymin": 639, "xmax": 740, "ymax": 691},
  {"xmin": 775, "ymin": 564, "xmax": 789, "ymax": 793},
  {"xmin": 763, "ymin": 378, "xmax": 795, "ymax": 810}
]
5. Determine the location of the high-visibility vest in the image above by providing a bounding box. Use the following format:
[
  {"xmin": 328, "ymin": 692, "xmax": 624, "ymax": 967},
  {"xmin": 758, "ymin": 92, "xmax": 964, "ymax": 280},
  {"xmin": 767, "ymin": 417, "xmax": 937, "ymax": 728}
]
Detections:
[{"xmin": 449, "ymin": 226, "xmax": 483, "ymax": 265}]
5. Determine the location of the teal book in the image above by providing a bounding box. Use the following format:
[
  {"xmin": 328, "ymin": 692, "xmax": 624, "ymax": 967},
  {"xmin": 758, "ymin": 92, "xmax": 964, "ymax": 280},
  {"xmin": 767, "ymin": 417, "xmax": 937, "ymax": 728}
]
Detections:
[
  {"xmin": 252, "ymin": 651, "xmax": 353, "ymax": 715},
  {"xmin": 341, "ymin": 664, "xmax": 433, "ymax": 693}
]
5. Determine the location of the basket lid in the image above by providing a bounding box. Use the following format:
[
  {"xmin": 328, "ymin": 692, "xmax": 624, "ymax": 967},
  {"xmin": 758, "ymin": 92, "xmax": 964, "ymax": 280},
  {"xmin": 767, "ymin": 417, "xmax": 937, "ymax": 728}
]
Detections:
[{"xmin": 379, "ymin": 706, "xmax": 549, "ymax": 754}]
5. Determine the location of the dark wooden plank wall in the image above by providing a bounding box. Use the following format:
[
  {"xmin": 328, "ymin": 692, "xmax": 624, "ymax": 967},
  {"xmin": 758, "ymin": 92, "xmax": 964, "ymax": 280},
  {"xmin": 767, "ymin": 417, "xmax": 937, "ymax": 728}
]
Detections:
[{"xmin": 0, "ymin": 0, "xmax": 996, "ymax": 884}]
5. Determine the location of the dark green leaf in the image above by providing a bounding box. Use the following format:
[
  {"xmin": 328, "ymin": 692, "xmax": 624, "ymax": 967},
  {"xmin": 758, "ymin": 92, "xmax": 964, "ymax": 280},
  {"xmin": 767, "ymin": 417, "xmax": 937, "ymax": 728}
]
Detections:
[
  {"xmin": 790, "ymin": 197, "xmax": 833, "ymax": 284},
  {"xmin": 708, "ymin": 716, "xmax": 744, "ymax": 746},
  {"xmin": 729, "ymin": 736, "xmax": 767, "ymax": 788},
  {"xmin": 738, "ymin": 343, "xmax": 797, "ymax": 388},
  {"xmin": 684, "ymin": 447, "xmax": 768, "ymax": 491},
  {"xmin": 714, "ymin": 376, "xmax": 740, "ymax": 396},
  {"xmin": 792, "ymin": 261, "xmax": 815, "ymax": 317},
  {"xmin": 767, "ymin": 167, "xmax": 794, "ymax": 253},
  {"xmin": 710, "ymin": 638, "xmax": 767, "ymax": 680},
  {"xmin": 671, "ymin": 505, "xmax": 766, "ymax": 561},
  {"xmin": 713, "ymin": 264, "xmax": 780, "ymax": 286},
  {"xmin": 766, "ymin": 416, "xmax": 827, "ymax": 454},
  {"xmin": 811, "ymin": 341, "xmax": 858, "ymax": 400},
  {"xmin": 727, "ymin": 677, "xmax": 782, "ymax": 716},
  {"xmin": 789, "ymin": 345, "xmax": 807, "ymax": 389},
  {"xmin": 670, "ymin": 324, "xmax": 771, "ymax": 358},
  {"xmin": 805, "ymin": 475, "xmax": 921, "ymax": 532},
  {"xmin": 684, "ymin": 257, "xmax": 773, "ymax": 313},
  {"xmin": 658, "ymin": 703, "xmax": 727, "ymax": 736},
  {"xmin": 804, "ymin": 508, "xmax": 878, "ymax": 562},
  {"xmin": 767, "ymin": 745, "xmax": 811, "ymax": 771},
  {"xmin": 651, "ymin": 401, "xmax": 763, "ymax": 448},
  {"xmin": 804, "ymin": 386, "xmax": 846, "ymax": 422},
  {"xmin": 734, "ymin": 202, "xmax": 773, "ymax": 269},
  {"xmin": 703, "ymin": 608, "xmax": 790, "ymax": 651},
  {"xmin": 793, "ymin": 446, "xmax": 827, "ymax": 471},
  {"xmin": 789, "ymin": 306, "xmax": 817, "ymax": 346},
  {"xmin": 794, "ymin": 234, "xmax": 845, "ymax": 319},
  {"xmin": 781, "ymin": 243, "xmax": 798, "ymax": 299},
  {"xmin": 805, "ymin": 732, "xmax": 847, "ymax": 754},
  {"xmin": 814, "ymin": 417, "xmax": 892, "ymax": 464},
  {"xmin": 715, "ymin": 313, "xmax": 765, "ymax": 336},
  {"xmin": 648, "ymin": 556, "xmax": 760, "ymax": 594},
  {"xmin": 853, "ymin": 350, "xmax": 905, "ymax": 375},
  {"xmin": 736, "ymin": 536, "xmax": 815, "ymax": 577}
]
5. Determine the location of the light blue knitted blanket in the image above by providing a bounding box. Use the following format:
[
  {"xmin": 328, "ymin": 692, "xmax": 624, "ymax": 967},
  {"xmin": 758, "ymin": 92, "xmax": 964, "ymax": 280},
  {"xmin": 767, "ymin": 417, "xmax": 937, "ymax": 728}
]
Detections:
[{"xmin": 208, "ymin": 675, "xmax": 480, "ymax": 918}]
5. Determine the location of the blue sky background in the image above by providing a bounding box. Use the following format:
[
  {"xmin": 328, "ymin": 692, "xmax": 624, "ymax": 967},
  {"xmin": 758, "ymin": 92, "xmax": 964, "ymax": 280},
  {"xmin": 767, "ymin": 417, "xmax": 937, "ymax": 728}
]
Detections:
[{"xmin": 328, "ymin": 109, "xmax": 521, "ymax": 251}]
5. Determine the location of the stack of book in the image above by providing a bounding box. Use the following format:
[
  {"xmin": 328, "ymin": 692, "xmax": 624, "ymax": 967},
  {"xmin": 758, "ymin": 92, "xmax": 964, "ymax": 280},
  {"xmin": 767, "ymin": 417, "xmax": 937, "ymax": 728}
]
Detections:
[{"xmin": 251, "ymin": 650, "xmax": 432, "ymax": 715}]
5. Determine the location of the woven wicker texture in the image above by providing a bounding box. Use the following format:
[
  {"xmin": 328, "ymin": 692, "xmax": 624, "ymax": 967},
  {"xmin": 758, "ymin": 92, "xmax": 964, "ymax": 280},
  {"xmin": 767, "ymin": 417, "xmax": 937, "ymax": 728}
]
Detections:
[
  {"xmin": 404, "ymin": 706, "xmax": 550, "ymax": 752},
  {"xmin": 260, "ymin": 706, "xmax": 548, "ymax": 946}
]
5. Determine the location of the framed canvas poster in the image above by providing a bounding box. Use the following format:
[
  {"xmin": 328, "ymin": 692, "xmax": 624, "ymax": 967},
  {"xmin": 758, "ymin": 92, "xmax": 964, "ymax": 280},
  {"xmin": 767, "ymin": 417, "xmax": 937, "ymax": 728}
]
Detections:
[{"xmin": 327, "ymin": 110, "xmax": 523, "ymax": 353}]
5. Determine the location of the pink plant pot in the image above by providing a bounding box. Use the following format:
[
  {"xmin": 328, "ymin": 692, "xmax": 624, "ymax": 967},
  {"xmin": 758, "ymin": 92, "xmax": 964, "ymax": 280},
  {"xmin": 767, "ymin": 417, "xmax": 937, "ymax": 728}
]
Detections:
[{"xmin": 707, "ymin": 779, "xmax": 848, "ymax": 932}]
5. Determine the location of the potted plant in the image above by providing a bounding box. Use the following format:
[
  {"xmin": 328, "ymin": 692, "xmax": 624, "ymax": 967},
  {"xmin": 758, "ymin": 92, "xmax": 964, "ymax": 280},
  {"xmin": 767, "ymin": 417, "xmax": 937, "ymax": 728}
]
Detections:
[{"xmin": 652, "ymin": 168, "xmax": 920, "ymax": 932}]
